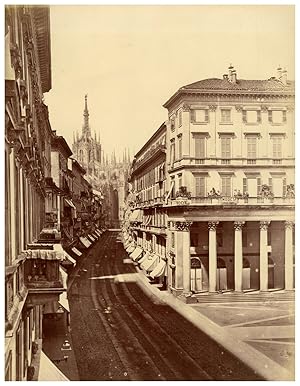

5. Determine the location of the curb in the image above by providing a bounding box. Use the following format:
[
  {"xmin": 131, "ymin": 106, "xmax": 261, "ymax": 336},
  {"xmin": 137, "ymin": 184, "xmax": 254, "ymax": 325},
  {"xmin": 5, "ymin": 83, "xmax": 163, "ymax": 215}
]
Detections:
[{"xmin": 135, "ymin": 271, "xmax": 294, "ymax": 381}]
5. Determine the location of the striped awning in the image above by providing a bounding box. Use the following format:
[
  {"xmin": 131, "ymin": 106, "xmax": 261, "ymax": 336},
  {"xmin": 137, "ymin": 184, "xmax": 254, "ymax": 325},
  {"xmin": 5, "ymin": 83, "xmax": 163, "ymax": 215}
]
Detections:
[
  {"xmin": 79, "ymin": 237, "xmax": 92, "ymax": 248},
  {"xmin": 150, "ymin": 260, "xmax": 166, "ymax": 279},
  {"xmin": 21, "ymin": 249, "xmax": 64, "ymax": 261},
  {"xmin": 38, "ymin": 351, "xmax": 70, "ymax": 381},
  {"xmin": 126, "ymin": 244, "xmax": 136, "ymax": 254},
  {"xmin": 72, "ymin": 247, "xmax": 82, "ymax": 256},
  {"xmin": 138, "ymin": 251, "xmax": 150, "ymax": 264}
]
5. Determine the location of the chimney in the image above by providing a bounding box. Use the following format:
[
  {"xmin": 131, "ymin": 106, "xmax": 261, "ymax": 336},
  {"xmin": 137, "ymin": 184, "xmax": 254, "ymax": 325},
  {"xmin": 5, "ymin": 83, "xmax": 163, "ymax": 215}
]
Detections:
[
  {"xmin": 223, "ymin": 74, "xmax": 228, "ymax": 80},
  {"xmin": 281, "ymin": 69, "xmax": 287, "ymax": 85},
  {"xmin": 231, "ymin": 69, "xmax": 237, "ymax": 83},
  {"xmin": 277, "ymin": 65, "xmax": 282, "ymax": 79},
  {"xmin": 228, "ymin": 64, "xmax": 235, "ymax": 82}
]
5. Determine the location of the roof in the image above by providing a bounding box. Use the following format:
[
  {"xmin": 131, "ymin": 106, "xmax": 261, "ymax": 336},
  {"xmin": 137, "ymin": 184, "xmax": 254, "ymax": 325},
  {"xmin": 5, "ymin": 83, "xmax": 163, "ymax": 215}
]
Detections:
[
  {"xmin": 134, "ymin": 122, "xmax": 166, "ymax": 159},
  {"xmin": 163, "ymin": 77, "xmax": 295, "ymax": 108},
  {"xmin": 181, "ymin": 78, "xmax": 295, "ymax": 92},
  {"xmin": 51, "ymin": 135, "xmax": 72, "ymax": 158}
]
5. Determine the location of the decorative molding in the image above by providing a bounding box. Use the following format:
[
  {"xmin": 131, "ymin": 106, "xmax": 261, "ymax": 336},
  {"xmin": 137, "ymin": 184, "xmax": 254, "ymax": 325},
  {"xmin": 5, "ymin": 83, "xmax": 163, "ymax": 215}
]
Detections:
[
  {"xmin": 284, "ymin": 221, "xmax": 294, "ymax": 230},
  {"xmin": 234, "ymin": 221, "xmax": 245, "ymax": 231},
  {"xmin": 259, "ymin": 221, "xmax": 270, "ymax": 230},
  {"xmin": 175, "ymin": 221, "xmax": 192, "ymax": 231},
  {"xmin": 182, "ymin": 104, "xmax": 191, "ymax": 112},
  {"xmin": 208, "ymin": 105, "xmax": 217, "ymax": 112},
  {"xmin": 286, "ymin": 105, "xmax": 295, "ymax": 112},
  {"xmin": 261, "ymin": 105, "xmax": 269, "ymax": 112},
  {"xmin": 235, "ymin": 105, "xmax": 243, "ymax": 112},
  {"xmin": 208, "ymin": 221, "xmax": 219, "ymax": 231}
]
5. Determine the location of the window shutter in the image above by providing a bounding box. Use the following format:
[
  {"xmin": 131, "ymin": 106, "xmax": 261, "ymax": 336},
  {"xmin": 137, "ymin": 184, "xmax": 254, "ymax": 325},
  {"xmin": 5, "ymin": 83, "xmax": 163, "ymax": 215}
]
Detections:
[
  {"xmin": 242, "ymin": 110, "xmax": 247, "ymax": 123},
  {"xmin": 257, "ymin": 110, "xmax": 261, "ymax": 123},
  {"xmin": 195, "ymin": 176, "xmax": 200, "ymax": 196},
  {"xmin": 268, "ymin": 178, "xmax": 273, "ymax": 193},
  {"xmin": 283, "ymin": 110, "xmax": 287, "ymax": 123},
  {"xmin": 268, "ymin": 110, "xmax": 273, "ymax": 123},
  {"xmin": 243, "ymin": 178, "xmax": 247, "ymax": 194},
  {"xmin": 283, "ymin": 177, "xmax": 287, "ymax": 197},
  {"xmin": 257, "ymin": 177, "xmax": 261, "ymax": 196},
  {"xmin": 205, "ymin": 109, "xmax": 209, "ymax": 122}
]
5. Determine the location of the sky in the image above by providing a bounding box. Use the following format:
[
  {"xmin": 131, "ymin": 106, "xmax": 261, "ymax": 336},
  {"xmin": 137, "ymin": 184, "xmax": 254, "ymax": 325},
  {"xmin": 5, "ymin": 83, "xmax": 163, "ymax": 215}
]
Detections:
[{"xmin": 43, "ymin": 4, "xmax": 295, "ymax": 160}]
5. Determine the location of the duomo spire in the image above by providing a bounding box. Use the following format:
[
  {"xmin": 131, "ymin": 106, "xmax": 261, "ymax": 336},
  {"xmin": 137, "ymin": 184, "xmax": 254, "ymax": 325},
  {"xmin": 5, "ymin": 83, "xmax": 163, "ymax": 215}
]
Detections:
[{"xmin": 82, "ymin": 94, "xmax": 91, "ymax": 137}]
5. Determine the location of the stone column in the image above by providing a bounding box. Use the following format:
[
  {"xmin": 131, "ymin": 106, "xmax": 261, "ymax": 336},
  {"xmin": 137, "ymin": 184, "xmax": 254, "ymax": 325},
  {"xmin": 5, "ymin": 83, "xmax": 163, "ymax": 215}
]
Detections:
[
  {"xmin": 284, "ymin": 221, "xmax": 294, "ymax": 290},
  {"xmin": 234, "ymin": 221, "xmax": 245, "ymax": 292},
  {"xmin": 208, "ymin": 221, "xmax": 219, "ymax": 292},
  {"xmin": 260, "ymin": 221, "xmax": 270, "ymax": 291},
  {"xmin": 175, "ymin": 221, "xmax": 192, "ymax": 295}
]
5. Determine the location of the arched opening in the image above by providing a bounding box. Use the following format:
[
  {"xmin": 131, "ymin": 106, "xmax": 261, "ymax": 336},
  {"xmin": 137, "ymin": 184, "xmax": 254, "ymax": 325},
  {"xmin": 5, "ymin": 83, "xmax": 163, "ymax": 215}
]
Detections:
[
  {"xmin": 190, "ymin": 257, "xmax": 202, "ymax": 292},
  {"xmin": 217, "ymin": 258, "xmax": 227, "ymax": 291}
]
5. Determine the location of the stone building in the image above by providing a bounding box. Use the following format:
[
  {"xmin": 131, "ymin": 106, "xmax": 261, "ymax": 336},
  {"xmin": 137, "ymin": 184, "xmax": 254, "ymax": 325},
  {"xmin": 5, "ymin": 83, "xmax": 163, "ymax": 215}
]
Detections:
[
  {"xmin": 124, "ymin": 65, "xmax": 295, "ymax": 300},
  {"xmin": 72, "ymin": 96, "xmax": 131, "ymax": 228},
  {"xmin": 5, "ymin": 6, "xmax": 66, "ymax": 380}
]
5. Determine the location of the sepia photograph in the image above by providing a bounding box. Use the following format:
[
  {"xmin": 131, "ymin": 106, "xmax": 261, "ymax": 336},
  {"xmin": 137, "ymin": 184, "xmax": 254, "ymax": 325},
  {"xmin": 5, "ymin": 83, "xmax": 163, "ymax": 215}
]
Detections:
[{"xmin": 4, "ymin": 1, "xmax": 295, "ymax": 381}]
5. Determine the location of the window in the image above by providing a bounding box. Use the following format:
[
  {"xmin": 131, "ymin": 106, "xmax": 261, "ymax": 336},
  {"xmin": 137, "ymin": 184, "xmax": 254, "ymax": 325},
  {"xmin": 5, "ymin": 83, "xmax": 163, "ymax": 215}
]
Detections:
[
  {"xmin": 178, "ymin": 110, "xmax": 182, "ymax": 127},
  {"xmin": 221, "ymin": 109, "xmax": 231, "ymax": 123},
  {"xmin": 193, "ymin": 109, "xmax": 209, "ymax": 123},
  {"xmin": 272, "ymin": 136, "xmax": 283, "ymax": 159},
  {"xmin": 243, "ymin": 110, "xmax": 261, "ymax": 124},
  {"xmin": 171, "ymin": 232, "xmax": 175, "ymax": 248},
  {"xmin": 247, "ymin": 137, "xmax": 257, "ymax": 163},
  {"xmin": 170, "ymin": 140, "xmax": 175, "ymax": 167},
  {"xmin": 170, "ymin": 118, "xmax": 175, "ymax": 131},
  {"xmin": 221, "ymin": 176, "xmax": 232, "ymax": 197},
  {"xmin": 221, "ymin": 137, "xmax": 231, "ymax": 163},
  {"xmin": 195, "ymin": 176, "xmax": 206, "ymax": 197},
  {"xmin": 178, "ymin": 135, "xmax": 182, "ymax": 159},
  {"xmin": 194, "ymin": 136, "xmax": 205, "ymax": 162},
  {"xmin": 178, "ymin": 174, "xmax": 182, "ymax": 188},
  {"xmin": 268, "ymin": 110, "xmax": 287, "ymax": 124}
]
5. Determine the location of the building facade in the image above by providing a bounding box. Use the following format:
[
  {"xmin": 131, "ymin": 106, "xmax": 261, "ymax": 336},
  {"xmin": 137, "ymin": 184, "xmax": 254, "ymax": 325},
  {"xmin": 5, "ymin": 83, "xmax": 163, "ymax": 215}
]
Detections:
[
  {"xmin": 72, "ymin": 96, "xmax": 131, "ymax": 228},
  {"xmin": 124, "ymin": 65, "xmax": 295, "ymax": 299},
  {"xmin": 124, "ymin": 123, "xmax": 168, "ymax": 286},
  {"xmin": 5, "ymin": 6, "xmax": 65, "ymax": 380}
]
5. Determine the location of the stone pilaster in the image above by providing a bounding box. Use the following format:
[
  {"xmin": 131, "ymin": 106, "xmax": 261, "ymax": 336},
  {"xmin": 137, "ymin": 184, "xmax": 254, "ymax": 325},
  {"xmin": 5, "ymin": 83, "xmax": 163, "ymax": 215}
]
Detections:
[
  {"xmin": 234, "ymin": 221, "xmax": 245, "ymax": 292},
  {"xmin": 260, "ymin": 221, "xmax": 270, "ymax": 291},
  {"xmin": 208, "ymin": 221, "xmax": 219, "ymax": 292},
  {"xmin": 284, "ymin": 221, "xmax": 294, "ymax": 290}
]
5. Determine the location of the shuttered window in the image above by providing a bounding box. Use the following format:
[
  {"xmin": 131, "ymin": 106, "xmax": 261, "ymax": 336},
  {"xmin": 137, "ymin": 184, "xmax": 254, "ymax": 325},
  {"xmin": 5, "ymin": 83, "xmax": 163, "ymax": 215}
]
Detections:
[
  {"xmin": 272, "ymin": 136, "xmax": 282, "ymax": 158},
  {"xmin": 243, "ymin": 178, "xmax": 247, "ymax": 194},
  {"xmin": 257, "ymin": 177, "xmax": 261, "ymax": 196},
  {"xmin": 178, "ymin": 136, "xmax": 182, "ymax": 159},
  {"xmin": 247, "ymin": 137, "xmax": 257, "ymax": 159},
  {"xmin": 221, "ymin": 109, "xmax": 231, "ymax": 123},
  {"xmin": 195, "ymin": 176, "xmax": 205, "ymax": 197},
  {"xmin": 193, "ymin": 109, "xmax": 209, "ymax": 123},
  {"xmin": 221, "ymin": 176, "xmax": 231, "ymax": 197},
  {"xmin": 195, "ymin": 137, "xmax": 205, "ymax": 159},
  {"xmin": 221, "ymin": 137, "xmax": 231, "ymax": 158}
]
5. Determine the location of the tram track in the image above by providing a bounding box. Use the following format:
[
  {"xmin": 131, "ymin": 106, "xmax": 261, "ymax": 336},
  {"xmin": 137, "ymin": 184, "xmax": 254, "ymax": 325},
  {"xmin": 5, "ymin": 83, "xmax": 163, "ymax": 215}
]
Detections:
[{"xmin": 68, "ymin": 230, "xmax": 262, "ymax": 381}]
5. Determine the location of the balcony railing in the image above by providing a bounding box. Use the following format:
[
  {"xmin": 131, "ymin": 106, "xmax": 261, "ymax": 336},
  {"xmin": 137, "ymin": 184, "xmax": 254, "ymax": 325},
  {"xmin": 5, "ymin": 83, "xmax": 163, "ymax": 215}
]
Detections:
[{"xmin": 167, "ymin": 196, "xmax": 295, "ymax": 206}]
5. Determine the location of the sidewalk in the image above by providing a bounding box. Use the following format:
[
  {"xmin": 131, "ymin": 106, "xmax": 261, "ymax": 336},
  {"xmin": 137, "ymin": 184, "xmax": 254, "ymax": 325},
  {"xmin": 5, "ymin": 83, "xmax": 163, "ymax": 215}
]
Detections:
[{"xmin": 135, "ymin": 270, "xmax": 295, "ymax": 381}]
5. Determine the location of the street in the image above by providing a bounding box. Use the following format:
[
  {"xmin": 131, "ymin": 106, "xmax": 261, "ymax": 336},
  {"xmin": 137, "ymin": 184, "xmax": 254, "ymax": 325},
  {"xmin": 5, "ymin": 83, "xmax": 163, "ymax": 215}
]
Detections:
[{"xmin": 67, "ymin": 231, "xmax": 262, "ymax": 381}]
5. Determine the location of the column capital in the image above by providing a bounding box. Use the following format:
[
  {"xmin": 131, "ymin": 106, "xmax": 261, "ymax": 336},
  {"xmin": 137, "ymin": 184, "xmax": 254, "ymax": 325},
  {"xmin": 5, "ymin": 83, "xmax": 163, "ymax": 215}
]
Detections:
[
  {"xmin": 285, "ymin": 221, "xmax": 295, "ymax": 230},
  {"xmin": 234, "ymin": 221, "xmax": 245, "ymax": 231},
  {"xmin": 175, "ymin": 221, "xmax": 192, "ymax": 232},
  {"xmin": 260, "ymin": 221, "xmax": 270, "ymax": 230},
  {"xmin": 208, "ymin": 221, "xmax": 219, "ymax": 231}
]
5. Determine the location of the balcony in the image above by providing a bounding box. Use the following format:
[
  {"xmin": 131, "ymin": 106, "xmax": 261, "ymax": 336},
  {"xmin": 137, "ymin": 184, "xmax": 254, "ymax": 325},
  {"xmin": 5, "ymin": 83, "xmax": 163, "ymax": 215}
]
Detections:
[
  {"xmin": 169, "ymin": 157, "xmax": 294, "ymax": 170},
  {"xmin": 167, "ymin": 196, "xmax": 295, "ymax": 207},
  {"xmin": 22, "ymin": 248, "xmax": 64, "ymax": 306}
]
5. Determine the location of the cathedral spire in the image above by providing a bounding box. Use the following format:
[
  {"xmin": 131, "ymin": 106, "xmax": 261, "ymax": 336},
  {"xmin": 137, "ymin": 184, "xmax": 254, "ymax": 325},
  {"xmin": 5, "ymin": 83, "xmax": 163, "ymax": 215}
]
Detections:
[{"xmin": 82, "ymin": 94, "xmax": 91, "ymax": 138}]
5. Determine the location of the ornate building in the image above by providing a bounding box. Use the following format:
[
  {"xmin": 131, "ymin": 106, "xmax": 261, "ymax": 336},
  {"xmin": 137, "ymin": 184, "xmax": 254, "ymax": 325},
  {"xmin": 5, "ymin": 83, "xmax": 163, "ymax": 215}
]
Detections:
[
  {"xmin": 123, "ymin": 65, "xmax": 295, "ymax": 301},
  {"xmin": 72, "ymin": 96, "xmax": 131, "ymax": 228}
]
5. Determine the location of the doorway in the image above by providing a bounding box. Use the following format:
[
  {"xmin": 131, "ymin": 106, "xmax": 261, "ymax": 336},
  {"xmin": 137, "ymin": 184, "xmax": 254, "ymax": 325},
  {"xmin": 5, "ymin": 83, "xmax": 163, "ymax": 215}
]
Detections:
[
  {"xmin": 190, "ymin": 257, "xmax": 202, "ymax": 292},
  {"xmin": 268, "ymin": 256, "xmax": 275, "ymax": 289},
  {"xmin": 217, "ymin": 258, "xmax": 227, "ymax": 291},
  {"xmin": 242, "ymin": 258, "xmax": 251, "ymax": 290}
]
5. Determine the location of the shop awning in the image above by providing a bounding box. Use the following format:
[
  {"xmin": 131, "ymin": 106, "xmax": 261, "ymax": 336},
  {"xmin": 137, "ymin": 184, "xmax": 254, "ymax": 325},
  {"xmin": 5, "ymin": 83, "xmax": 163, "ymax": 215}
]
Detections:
[
  {"xmin": 21, "ymin": 249, "xmax": 64, "ymax": 261},
  {"xmin": 138, "ymin": 251, "xmax": 150, "ymax": 264},
  {"xmin": 126, "ymin": 244, "xmax": 136, "ymax": 254},
  {"xmin": 141, "ymin": 254, "xmax": 159, "ymax": 272},
  {"xmin": 59, "ymin": 266, "xmax": 70, "ymax": 312},
  {"xmin": 95, "ymin": 229, "xmax": 101, "ymax": 236},
  {"xmin": 64, "ymin": 251, "xmax": 76, "ymax": 266},
  {"xmin": 165, "ymin": 180, "xmax": 175, "ymax": 202},
  {"xmin": 124, "ymin": 239, "xmax": 132, "ymax": 248},
  {"xmin": 64, "ymin": 198, "xmax": 76, "ymax": 209},
  {"xmin": 130, "ymin": 247, "xmax": 143, "ymax": 261},
  {"xmin": 129, "ymin": 209, "xmax": 142, "ymax": 222},
  {"xmin": 87, "ymin": 234, "xmax": 96, "ymax": 242},
  {"xmin": 72, "ymin": 247, "xmax": 82, "ymax": 256},
  {"xmin": 92, "ymin": 188, "xmax": 104, "ymax": 199},
  {"xmin": 150, "ymin": 260, "xmax": 166, "ymax": 279},
  {"xmin": 79, "ymin": 237, "xmax": 92, "ymax": 248},
  {"xmin": 38, "ymin": 351, "xmax": 70, "ymax": 381}
]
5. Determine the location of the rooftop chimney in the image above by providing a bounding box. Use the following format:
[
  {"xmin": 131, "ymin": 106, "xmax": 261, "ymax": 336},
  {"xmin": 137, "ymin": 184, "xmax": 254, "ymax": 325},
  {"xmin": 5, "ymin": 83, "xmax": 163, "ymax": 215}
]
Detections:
[
  {"xmin": 223, "ymin": 74, "xmax": 228, "ymax": 80},
  {"xmin": 277, "ymin": 65, "xmax": 282, "ymax": 79},
  {"xmin": 231, "ymin": 70, "xmax": 237, "ymax": 83},
  {"xmin": 228, "ymin": 64, "xmax": 237, "ymax": 83},
  {"xmin": 281, "ymin": 69, "xmax": 287, "ymax": 85}
]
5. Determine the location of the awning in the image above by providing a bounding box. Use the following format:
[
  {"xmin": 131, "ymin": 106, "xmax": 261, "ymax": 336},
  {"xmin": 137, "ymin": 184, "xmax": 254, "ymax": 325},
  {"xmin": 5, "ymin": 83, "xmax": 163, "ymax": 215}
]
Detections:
[
  {"xmin": 21, "ymin": 249, "xmax": 64, "ymax": 261},
  {"xmin": 138, "ymin": 251, "xmax": 150, "ymax": 264},
  {"xmin": 95, "ymin": 229, "xmax": 101, "ymax": 236},
  {"xmin": 59, "ymin": 266, "xmax": 70, "ymax": 312},
  {"xmin": 124, "ymin": 240, "xmax": 132, "ymax": 248},
  {"xmin": 141, "ymin": 254, "xmax": 159, "ymax": 272},
  {"xmin": 72, "ymin": 247, "xmax": 82, "ymax": 256},
  {"xmin": 129, "ymin": 247, "xmax": 143, "ymax": 261},
  {"xmin": 38, "ymin": 351, "xmax": 70, "ymax": 381},
  {"xmin": 129, "ymin": 209, "xmax": 142, "ymax": 222},
  {"xmin": 64, "ymin": 251, "xmax": 76, "ymax": 266},
  {"xmin": 144, "ymin": 215, "xmax": 152, "ymax": 226},
  {"xmin": 64, "ymin": 198, "xmax": 76, "ymax": 209},
  {"xmin": 150, "ymin": 260, "xmax": 166, "ymax": 279},
  {"xmin": 165, "ymin": 180, "xmax": 175, "ymax": 202},
  {"xmin": 79, "ymin": 237, "xmax": 92, "ymax": 248},
  {"xmin": 126, "ymin": 244, "xmax": 136, "ymax": 254},
  {"xmin": 87, "ymin": 234, "xmax": 96, "ymax": 242}
]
